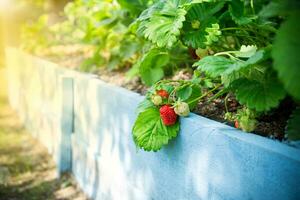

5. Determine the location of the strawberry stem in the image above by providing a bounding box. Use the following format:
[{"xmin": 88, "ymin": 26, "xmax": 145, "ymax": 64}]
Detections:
[
  {"xmin": 224, "ymin": 93, "xmax": 230, "ymax": 113},
  {"xmin": 187, "ymin": 84, "xmax": 222, "ymax": 105}
]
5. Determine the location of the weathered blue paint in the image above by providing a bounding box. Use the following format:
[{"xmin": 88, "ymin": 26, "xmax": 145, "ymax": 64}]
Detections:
[
  {"xmin": 6, "ymin": 48, "xmax": 300, "ymax": 200},
  {"xmin": 57, "ymin": 77, "xmax": 74, "ymax": 174}
]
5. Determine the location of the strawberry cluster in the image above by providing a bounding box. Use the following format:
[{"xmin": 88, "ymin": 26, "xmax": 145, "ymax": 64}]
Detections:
[{"xmin": 152, "ymin": 89, "xmax": 190, "ymax": 126}]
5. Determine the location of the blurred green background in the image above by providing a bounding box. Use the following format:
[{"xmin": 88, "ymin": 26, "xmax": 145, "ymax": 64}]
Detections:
[{"xmin": 0, "ymin": 0, "xmax": 69, "ymax": 68}]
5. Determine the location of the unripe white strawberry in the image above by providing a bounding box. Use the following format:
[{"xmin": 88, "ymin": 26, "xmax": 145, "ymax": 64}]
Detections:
[
  {"xmin": 239, "ymin": 116, "xmax": 257, "ymax": 132},
  {"xmin": 151, "ymin": 94, "xmax": 163, "ymax": 106},
  {"xmin": 174, "ymin": 101, "xmax": 190, "ymax": 117}
]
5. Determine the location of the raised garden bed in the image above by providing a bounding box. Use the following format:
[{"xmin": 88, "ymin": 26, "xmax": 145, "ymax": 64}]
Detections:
[
  {"xmin": 6, "ymin": 47, "xmax": 300, "ymax": 200},
  {"xmin": 32, "ymin": 44, "xmax": 296, "ymax": 141}
]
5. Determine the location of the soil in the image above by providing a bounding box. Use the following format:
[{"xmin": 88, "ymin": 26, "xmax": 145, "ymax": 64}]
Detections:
[{"xmin": 35, "ymin": 45, "xmax": 295, "ymax": 141}]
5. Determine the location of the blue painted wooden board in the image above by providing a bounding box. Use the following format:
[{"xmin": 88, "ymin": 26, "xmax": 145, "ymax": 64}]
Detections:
[
  {"xmin": 72, "ymin": 76, "xmax": 300, "ymax": 200},
  {"xmin": 6, "ymin": 48, "xmax": 300, "ymax": 200}
]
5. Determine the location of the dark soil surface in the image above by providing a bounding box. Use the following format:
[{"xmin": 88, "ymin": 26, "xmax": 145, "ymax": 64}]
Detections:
[{"xmin": 36, "ymin": 45, "xmax": 295, "ymax": 141}]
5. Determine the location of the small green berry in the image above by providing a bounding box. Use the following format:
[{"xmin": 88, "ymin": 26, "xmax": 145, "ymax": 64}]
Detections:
[{"xmin": 151, "ymin": 95, "xmax": 163, "ymax": 106}]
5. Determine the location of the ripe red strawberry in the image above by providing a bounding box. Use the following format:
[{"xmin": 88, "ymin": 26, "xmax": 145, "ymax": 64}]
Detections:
[
  {"xmin": 234, "ymin": 120, "xmax": 239, "ymax": 128},
  {"xmin": 156, "ymin": 89, "xmax": 169, "ymax": 98},
  {"xmin": 159, "ymin": 105, "xmax": 178, "ymax": 126}
]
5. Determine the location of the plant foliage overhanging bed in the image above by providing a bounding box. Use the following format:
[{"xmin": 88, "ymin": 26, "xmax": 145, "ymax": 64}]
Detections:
[{"xmin": 20, "ymin": 0, "xmax": 300, "ymax": 151}]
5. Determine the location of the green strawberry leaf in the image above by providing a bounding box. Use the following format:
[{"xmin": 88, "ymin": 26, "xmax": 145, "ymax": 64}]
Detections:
[
  {"xmin": 133, "ymin": 107, "xmax": 180, "ymax": 151},
  {"xmin": 116, "ymin": 0, "xmax": 149, "ymax": 17},
  {"xmin": 182, "ymin": 2, "xmax": 224, "ymax": 48},
  {"xmin": 137, "ymin": 1, "xmax": 187, "ymax": 48},
  {"xmin": 194, "ymin": 48, "xmax": 271, "ymax": 78},
  {"xmin": 186, "ymin": 84, "xmax": 202, "ymax": 109},
  {"xmin": 139, "ymin": 49, "xmax": 170, "ymax": 86},
  {"xmin": 194, "ymin": 56, "xmax": 237, "ymax": 78},
  {"xmin": 258, "ymin": 2, "xmax": 281, "ymax": 19},
  {"xmin": 156, "ymin": 83, "xmax": 174, "ymax": 94},
  {"xmin": 177, "ymin": 86, "xmax": 193, "ymax": 101},
  {"xmin": 221, "ymin": 71, "xmax": 242, "ymax": 87},
  {"xmin": 258, "ymin": 0, "xmax": 300, "ymax": 19},
  {"xmin": 245, "ymin": 47, "xmax": 271, "ymax": 65},
  {"xmin": 229, "ymin": 0, "xmax": 252, "ymax": 25},
  {"xmin": 272, "ymin": 12, "xmax": 300, "ymax": 100},
  {"xmin": 231, "ymin": 76, "xmax": 286, "ymax": 112},
  {"xmin": 233, "ymin": 45, "xmax": 257, "ymax": 58},
  {"xmin": 286, "ymin": 107, "xmax": 300, "ymax": 141},
  {"xmin": 136, "ymin": 99, "xmax": 155, "ymax": 114}
]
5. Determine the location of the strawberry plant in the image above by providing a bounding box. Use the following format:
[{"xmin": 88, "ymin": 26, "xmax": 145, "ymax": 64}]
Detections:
[
  {"xmin": 133, "ymin": 80, "xmax": 203, "ymax": 151},
  {"xmin": 226, "ymin": 108, "xmax": 257, "ymax": 132},
  {"xmin": 194, "ymin": 46, "xmax": 286, "ymax": 112},
  {"xmin": 131, "ymin": 0, "xmax": 300, "ymax": 150},
  {"xmin": 132, "ymin": 78, "xmax": 225, "ymax": 151},
  {"xmin": 20, "ymin": 0, "xmax": 300, "ymax": 148}
]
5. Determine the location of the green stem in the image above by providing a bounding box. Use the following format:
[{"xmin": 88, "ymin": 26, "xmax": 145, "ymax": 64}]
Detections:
[
  {"xmin": 221, "ymin": 27, "xmax": 244, "ymax": 31},
  {"xmin": 207, "ymin": 88, "xmax": 228, "ymax": 102},
  {"xmin": 250, "ymin": 0, "xmax": 255, "ymax": 15},
  {"xmin": 222, "ymin": 27, "xmax": 267, "ymax": 44},
  {"xmin": 154, "ymin": 79, "xmax": 185, "ymax": 87},
  {"xmin": 233, "ymin": 34, "xmax": 266, "ymax": 45},
  {"xmin": 213, "ymin": 52, "xmax": 244, "ymax": 62},
  {"xmin": 214, "ymin": 52, "xmax": 236, "ymax": 59},
  {"xmin": 187, "ymin": 84, "xmax": 222, "ymax": 105},
  {"xmin": 168, "ymin": 83, "xmax": 190, "ymax": 103},
  {"xmin": 215, "ymin": 50, "xmax": 237, "ymax": 54},
  {"xmin": 221, "ymin": 27, "xmax": 257, "ymax": 33},
  {"xmin": 224, "ymin": 93, "xmax": 230, "ymax": 113}
]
